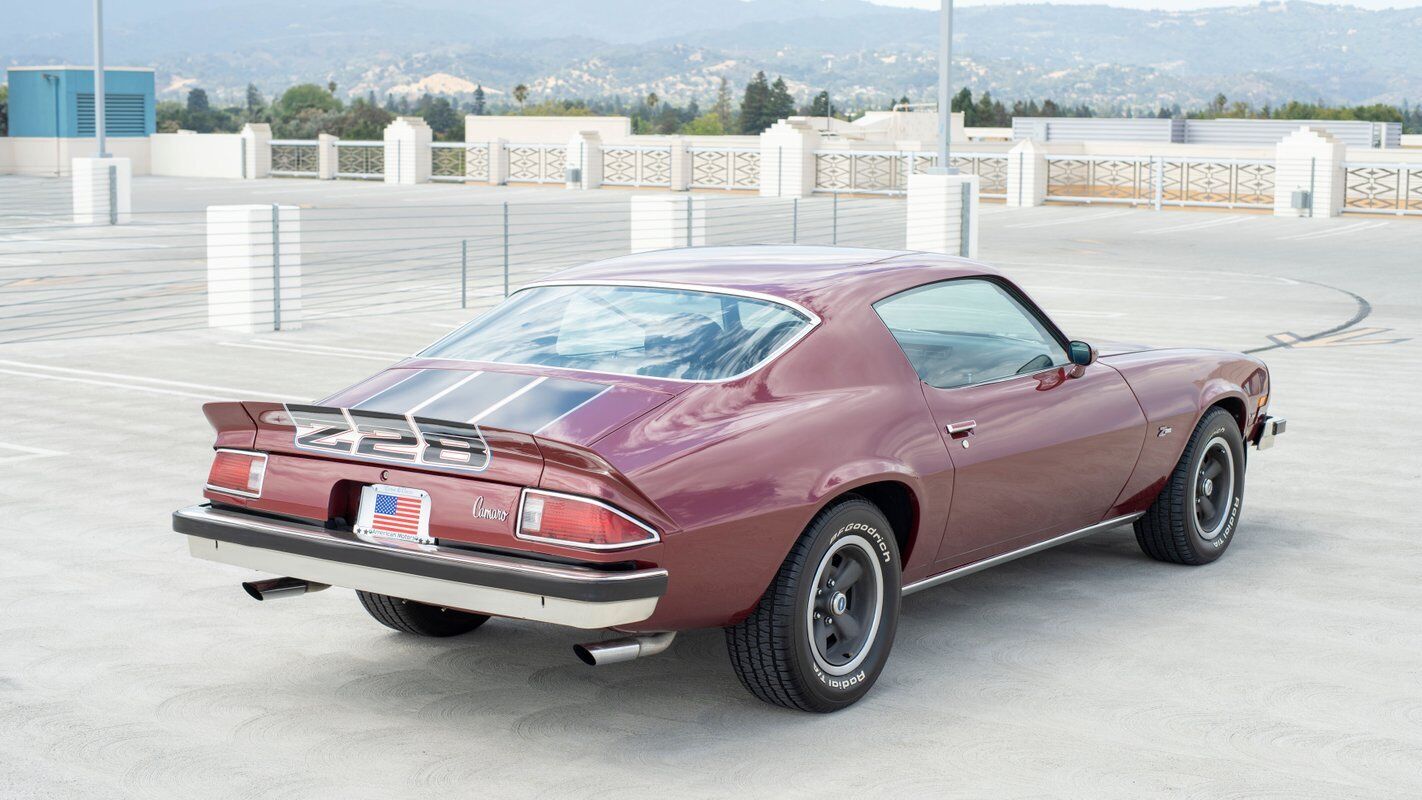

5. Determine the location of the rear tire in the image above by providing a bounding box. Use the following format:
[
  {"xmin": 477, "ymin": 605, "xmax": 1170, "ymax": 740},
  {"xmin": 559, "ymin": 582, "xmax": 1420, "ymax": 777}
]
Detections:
[
  {"xmin": 356, "ymin": 591, "xmax": 490, "ymax": 637},
  {"xmin": 725, "ymin": 497, "xmax": 901, "ymax": 712},
  {"xmin": 1135, "ymin": 407, "xmax": 1246, "ymax": 565}
]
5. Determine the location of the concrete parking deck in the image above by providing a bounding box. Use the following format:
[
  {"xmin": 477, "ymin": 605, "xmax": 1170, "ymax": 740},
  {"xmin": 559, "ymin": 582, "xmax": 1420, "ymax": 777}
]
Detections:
[{"xmin": 1, "ymin": 187, "xmax": 1419, "ymax": 798}]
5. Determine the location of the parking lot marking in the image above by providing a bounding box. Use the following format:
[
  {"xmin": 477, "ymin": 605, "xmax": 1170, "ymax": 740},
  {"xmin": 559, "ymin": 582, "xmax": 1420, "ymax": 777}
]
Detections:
[
  {"xmin": 1005, "ymin": 209, "xmax": 1137, "ymax": 229},
  {"xmin": 219, "ymin": 342, "xmax": 403, "ymax": 362},
  {"xmin": 1266, "ymin": 326, "xmax": 1409, "ymax": 349},
  {"xmin": 1140, "ymin": 215, "xmax": 1252, "ymax": 235},
  {"xmin": 0, "ymin": 359, "xmax": 307, "ymax": 400},
  {"xmin": 1276, "ymin": 220, "xmax": 1389, "ymax": 241},
  {"xmin": 0, "ymin": 441, "xmax": 65, "ymax": 465}
]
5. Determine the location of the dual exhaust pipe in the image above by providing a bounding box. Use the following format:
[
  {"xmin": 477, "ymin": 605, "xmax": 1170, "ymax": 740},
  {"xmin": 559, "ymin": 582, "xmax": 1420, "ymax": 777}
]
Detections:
[{"xmin": 240, "ymin": 578, "xmax": 674, "ymax": 665}]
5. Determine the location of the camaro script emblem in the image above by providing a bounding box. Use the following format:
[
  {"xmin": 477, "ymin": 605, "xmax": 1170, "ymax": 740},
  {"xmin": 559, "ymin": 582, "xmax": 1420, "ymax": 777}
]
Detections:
[{"xmin": 472, "ymin": 496, "xmax": 510, "ymax": 523}]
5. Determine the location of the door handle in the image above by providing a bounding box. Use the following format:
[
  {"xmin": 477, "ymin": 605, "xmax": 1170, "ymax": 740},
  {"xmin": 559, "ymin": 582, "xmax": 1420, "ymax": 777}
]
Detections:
[{"xmin": 946, "ymin": 420, "xmax": 977, "ymax": 436}]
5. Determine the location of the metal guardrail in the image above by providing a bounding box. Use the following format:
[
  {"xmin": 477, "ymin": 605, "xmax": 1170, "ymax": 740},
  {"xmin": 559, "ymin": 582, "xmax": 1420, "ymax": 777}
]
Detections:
[
  {"xmin": 0, "ymin": 183, "xmax": 917, "ymax": 344},
  {"xmin": 1045, "ymin": 155, "xmax": 1275, "ymax": 209},
  {"xmin": 507, "ymin": 144, "xmax": 566, "ymax": 184},
  {"xmin": 689, "ymin": 147, "xmax": 760, "ymax": 191},
  {"xmin": 431, "ymin": 142, "xmax": 492, "ymax": 183},
  {"xmin": 271, "ymin": 140, "xmax": 318, "ymax": 178},
  {"xmin": 813, "ymin": 151, "xmax": 1009, "ymax": 198},
  {"xmin": 602, "ymin": 145, "xmax": 673, "ymax": 188},
  {"xmin": 335, "ymin": 141, "xmax": 384, "ymax": 180},
  {"xmin": 1343, "ymin": 162, "xmax": 1422, "ymax": 215}
]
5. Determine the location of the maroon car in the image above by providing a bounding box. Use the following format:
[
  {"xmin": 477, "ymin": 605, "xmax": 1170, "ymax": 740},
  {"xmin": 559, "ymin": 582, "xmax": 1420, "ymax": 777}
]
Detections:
[{"xmin": 173, "ymin": 246, "xmax": 1284, "ymax": 711}]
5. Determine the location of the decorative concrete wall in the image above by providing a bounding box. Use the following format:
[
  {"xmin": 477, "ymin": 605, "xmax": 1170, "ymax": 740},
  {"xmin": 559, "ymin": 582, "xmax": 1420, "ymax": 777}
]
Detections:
[
  {"xmin": 1274, "ymin": 127, "xmax": 1347, "ymax": 218},
  {"xmin": 384, "ymin": 117, "xmax": 432, "ymax": 184}
]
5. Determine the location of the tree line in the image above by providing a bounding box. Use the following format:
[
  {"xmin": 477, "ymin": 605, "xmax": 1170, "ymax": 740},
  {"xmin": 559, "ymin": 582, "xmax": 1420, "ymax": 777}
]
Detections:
[{"xmin": 151, "ymin": 79, "xmax": 1422, "ymax": 140}]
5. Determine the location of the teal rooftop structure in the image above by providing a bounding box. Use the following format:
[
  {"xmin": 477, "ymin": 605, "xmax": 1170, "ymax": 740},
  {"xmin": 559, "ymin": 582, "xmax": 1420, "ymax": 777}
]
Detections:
[{"xmin": 5, "ymin": 66, "xmax": 156, "ymax": 138}]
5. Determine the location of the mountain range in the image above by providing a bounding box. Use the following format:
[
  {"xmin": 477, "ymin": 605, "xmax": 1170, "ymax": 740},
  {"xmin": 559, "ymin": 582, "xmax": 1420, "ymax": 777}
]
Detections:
[{"xmin": 3, "ymin": 0, "xmax": 1419, "ymax": 110}]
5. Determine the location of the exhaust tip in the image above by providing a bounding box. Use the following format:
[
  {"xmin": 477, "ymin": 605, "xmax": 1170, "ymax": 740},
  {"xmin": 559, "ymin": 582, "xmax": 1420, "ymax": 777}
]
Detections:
[
  {"xmin": 572, "ymin": 644, "xmax": 598, "ymax": 666},
  {"xmin": 241, "ymin": 581, "xmax": 268, "ymax": 601},
  {"xmin": 241, "ymin": 577, "xmax": 328, "ymax": 601}
]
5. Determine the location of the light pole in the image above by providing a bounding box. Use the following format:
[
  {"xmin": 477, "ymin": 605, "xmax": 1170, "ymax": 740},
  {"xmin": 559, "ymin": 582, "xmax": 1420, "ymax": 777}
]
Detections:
[
  {"xmin": 93, "ymin": 0, "xmax": 108, "ymax": 157},
  {"xmin": 933, "ymin": 0, "xmax": 956, "ymax": 174}
]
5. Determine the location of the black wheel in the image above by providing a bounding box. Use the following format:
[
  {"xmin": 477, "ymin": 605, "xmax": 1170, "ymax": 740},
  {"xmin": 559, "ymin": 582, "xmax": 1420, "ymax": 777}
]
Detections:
[
  {"xmin": 1135, "ymin": 407, "xmax": 1246, "ymax": 565},
  {"xmin": 356, "ymin": 591, "xmax": 490, "ymax": 637},
  {"xmin": 725, "ymin": 496, "xmax": 901, "ymax": 712}
]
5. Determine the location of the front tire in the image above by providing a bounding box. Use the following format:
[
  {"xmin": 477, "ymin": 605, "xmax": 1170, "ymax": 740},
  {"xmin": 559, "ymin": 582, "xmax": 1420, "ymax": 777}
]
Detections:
[
  {"xmin": 1135, "ymin": 407, "xmax": 1246, "ymax": 565},
  {"xmin": 356, "ymin": 591, "xmax": 490, "ymax": 637},
  {"xmin": 725, "ymin": 497, "xmax": 901, "ymax": 712}
]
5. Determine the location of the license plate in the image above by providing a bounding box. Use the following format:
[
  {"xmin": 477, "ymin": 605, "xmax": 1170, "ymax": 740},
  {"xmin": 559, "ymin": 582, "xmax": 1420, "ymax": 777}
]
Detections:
[{"xmin": 354, "ymin": 484, "xmax": 433, "ymax": 545}]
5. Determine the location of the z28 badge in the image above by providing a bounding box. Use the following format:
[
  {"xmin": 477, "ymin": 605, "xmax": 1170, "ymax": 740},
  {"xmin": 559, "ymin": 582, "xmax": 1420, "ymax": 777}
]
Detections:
[{"xmin": 284, "ymin": 404, "xmax": 491, "ymax": 473}]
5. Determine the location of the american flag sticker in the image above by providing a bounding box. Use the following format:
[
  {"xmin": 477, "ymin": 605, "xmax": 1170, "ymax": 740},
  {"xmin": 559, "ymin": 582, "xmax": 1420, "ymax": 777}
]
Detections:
[{"xmin": 356, "ymin": 485, "xmax": 431, "ymax": 544}]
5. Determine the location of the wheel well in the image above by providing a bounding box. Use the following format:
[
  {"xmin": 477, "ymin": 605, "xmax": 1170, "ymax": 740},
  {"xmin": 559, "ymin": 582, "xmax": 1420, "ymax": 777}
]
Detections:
[
  {"xmin": 846, "ymin": 481, "xmax": 917, "ymax": 565},
  {"xmin": 1208, "ymin": 396, "xmax": 1247, "ymax": 434}
]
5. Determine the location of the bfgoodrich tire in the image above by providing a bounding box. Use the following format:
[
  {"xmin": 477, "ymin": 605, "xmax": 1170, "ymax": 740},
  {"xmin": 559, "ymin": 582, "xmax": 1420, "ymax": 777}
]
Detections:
[
  {"xmin": 1135, "ymin": 407, "xmax": 1246, "ymax": 565},
  {"xmin": 356, "ymin": 591, "xmax": 490, "ymax": 637},
  {"xmin": 725, "ymin": 497, "xmax": 901, "ymax": 712}
]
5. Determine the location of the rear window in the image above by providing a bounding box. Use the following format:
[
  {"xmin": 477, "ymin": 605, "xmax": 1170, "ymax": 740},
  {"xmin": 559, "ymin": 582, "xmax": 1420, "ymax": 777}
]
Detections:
[{"xmin": 420, "ymin": 284, "xmax": 813, "ymax": 381}]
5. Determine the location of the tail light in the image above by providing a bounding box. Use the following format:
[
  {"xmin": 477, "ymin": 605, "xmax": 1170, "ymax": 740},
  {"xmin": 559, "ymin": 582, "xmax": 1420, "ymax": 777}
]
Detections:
[
  {"xmin": 206, "ymin": 449, "xmax": 268, "ymax": 498},
  {"xmin": 516, "ymin": 489, "xmax": 659, "ymax": 550}
]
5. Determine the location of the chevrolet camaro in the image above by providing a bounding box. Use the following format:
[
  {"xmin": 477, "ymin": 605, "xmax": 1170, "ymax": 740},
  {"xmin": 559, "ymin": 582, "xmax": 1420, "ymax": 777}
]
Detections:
[{"xmin": 173, "ymin": 246, "xmax": 1284, "ymax": 711}]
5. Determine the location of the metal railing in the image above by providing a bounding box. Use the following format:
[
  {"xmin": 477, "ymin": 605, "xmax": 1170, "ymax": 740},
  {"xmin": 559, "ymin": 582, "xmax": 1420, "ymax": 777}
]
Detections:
[
  {"xmin": 271, "ymin": 140, "xmax": 319, "ymax": 177},
  {"xmin": 0, "ymin": 181, "xmax": 918, "ymax": 345},
  {"xmin": 431, "ymin": 142, "xmax": 492, "ymax": 183},
  {"xmin": 602, "ymin": 145, "xmax": 673, "ymax": 188},
  {"xmin": 335, "ymin": 141, "xmax": 384, "ymax": 180},
  {"xmin": 689, "ymin": 147, "xmax": 760, "ymax": 190},
  {"xmin": 1045, "ymin": 155, "xmax": 1275, "ymax": 209},
  {"xmin": 506, "ymin": 144, "xmax": 566, "ymax": 184},
  {"xmin": 813, "ymin": 151, "xmax": 1009, "ymax": 198},
  {"xmin": 1343, "ymin": 162, "xmax": 1422, "ymax": 215}
]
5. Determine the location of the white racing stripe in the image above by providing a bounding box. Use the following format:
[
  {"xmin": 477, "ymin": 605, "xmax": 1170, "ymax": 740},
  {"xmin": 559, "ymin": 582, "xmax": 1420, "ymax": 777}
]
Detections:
[
  {"xmin": 0, "ymin": 358, "xmax": 306, "ymax": 400},
  {"xmin": 406, "ymin": 371, "xmax": 482, "ymax": 415},
  {"xmin": 467, "ymin": 377, "xmax": 547, "ymax": 423}
]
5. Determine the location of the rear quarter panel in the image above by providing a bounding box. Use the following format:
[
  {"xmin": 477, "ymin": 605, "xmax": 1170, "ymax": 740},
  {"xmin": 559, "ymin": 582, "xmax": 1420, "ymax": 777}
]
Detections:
[{"xmin": 596, "ymin": 299, "xmax": 953, "ymax": 630}]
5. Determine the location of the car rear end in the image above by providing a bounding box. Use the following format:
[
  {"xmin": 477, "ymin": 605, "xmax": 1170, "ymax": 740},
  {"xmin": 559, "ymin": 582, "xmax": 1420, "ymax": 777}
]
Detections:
[{"xmin": 174, "ymin": 369, "xmax": 678, "ymax": 631}]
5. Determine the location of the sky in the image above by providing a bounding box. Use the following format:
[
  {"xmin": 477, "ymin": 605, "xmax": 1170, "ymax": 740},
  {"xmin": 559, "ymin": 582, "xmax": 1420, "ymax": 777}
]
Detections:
[{"xmin": 870, "ymin": 0, "xmax": 1422, "ymax": 8}]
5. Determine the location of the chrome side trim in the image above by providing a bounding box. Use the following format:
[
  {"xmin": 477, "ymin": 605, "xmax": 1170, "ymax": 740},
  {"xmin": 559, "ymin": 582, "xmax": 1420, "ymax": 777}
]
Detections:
[{"xmin": 901, "ymin": 513, "xmax": 1144, "ymax": 596}]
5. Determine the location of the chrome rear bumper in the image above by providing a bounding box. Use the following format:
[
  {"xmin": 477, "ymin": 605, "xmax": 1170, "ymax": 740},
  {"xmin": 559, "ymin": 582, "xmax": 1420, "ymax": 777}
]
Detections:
[{"xmin": 173, "ymin": 504, "xmax": 667, "ymax": 629}]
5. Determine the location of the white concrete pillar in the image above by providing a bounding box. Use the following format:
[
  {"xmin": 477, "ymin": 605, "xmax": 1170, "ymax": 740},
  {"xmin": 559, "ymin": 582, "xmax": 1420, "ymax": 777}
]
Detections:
[
  {"xmin": 383, "ymin": 116, "xmax": 433, "ymax": 185},
  {"xmin": 564, "ymin": 131, "xmax": 603, "ymax": 190},
  {"xmin": 759, "ymin": 117, "xmax": 820, "ymax": 198},
  {"xmin": 1274, "ymin": 127, "xmax": 1347, "ymax": 218},
  {"xmin": 668, "ymin": 137, "xmax": 691, "ymax": 191},
  {"xmin": 240, "ymin": 123, "xmax": 272, "ymax": 180},
  {"xmin": 206, "ymin": 204, "xmax": 303, "ymax": 332},
  {"xmin": 1005, "ymin": 139, "xmax": 1048, "ymax": 208},
  {"xmin": 630, "ymin": 195, "xmax": 709, "ymax": 252},
  {"xmin": 488, "ymin": 138, "xmax": 509, "ymax": 186},
  {"xmin": 317, "ymin": 134, "xmax": 338, "ymax": 180},
  {"xmin": 71, "ymin": 156, "xmax": 132, "ymax": 224},
  {"xmin": 906, "ymin": 172, "xmax": 980, "ymax": 259}
]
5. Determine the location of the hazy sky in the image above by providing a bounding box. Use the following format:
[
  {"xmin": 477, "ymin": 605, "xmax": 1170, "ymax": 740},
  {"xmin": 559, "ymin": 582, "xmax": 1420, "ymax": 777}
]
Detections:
[{"xmin": 870, "ymin": 0, "xmax": 1422, "ymax": 8}]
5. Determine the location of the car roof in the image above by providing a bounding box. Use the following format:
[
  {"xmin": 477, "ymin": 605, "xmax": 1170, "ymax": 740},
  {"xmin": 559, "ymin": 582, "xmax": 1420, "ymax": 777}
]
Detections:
[{"xmin": 536, "ymin": 246, "xmax": 999, "ymax": 314}]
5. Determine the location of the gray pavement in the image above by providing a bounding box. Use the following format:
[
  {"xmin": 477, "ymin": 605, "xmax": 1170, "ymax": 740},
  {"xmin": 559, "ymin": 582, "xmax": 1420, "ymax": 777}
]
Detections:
[{"xmin": 1, "ymin": 179, "xmax": 1419, "ymax": 798}]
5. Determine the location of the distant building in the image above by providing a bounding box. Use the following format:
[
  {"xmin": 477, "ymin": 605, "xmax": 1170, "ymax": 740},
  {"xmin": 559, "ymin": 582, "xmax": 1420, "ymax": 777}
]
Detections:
[{"xmin": 6, "ymin": 66, "xmax": 156, "ymax": 138}]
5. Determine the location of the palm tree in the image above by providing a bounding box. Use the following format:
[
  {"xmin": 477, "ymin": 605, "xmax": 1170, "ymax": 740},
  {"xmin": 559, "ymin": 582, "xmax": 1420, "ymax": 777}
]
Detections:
[
  {"xmin": 646, "ymin": 92, "xmax": 659, "ymax": 110},
  {"xmin": 513, "ymin": 84, "xmax": 529, "ymax": 110}
]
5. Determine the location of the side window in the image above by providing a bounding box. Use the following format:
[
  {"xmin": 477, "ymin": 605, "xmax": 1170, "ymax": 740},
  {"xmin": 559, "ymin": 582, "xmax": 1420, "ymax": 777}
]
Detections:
[{"xmin": 873, "ymin": 279, "xmax": 1069, "ymax": 389}]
